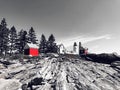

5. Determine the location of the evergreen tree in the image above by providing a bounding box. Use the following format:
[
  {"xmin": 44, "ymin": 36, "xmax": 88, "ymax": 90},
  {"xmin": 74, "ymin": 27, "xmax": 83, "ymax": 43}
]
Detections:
[
  {"xmin": 0, "ymin": 25, "xmax": 3, "ymax": 54},
  {"xmin": 28, "ymin": 27, "xmax": 38, "ymax": 44},
  {"xmin": 17, "ymin": 30, "xmax": 23, "ymax": 54},
  {"xmin": 48, "ymin": 34, "xmax": 55, "ymax": 43},
  {"xmin": 0, "ymin": 18, "xmax": 9, "ymax": 56},
  {"xmin": 39, "ymin": 34, "xmax": 47, "ymax": 53},
  {"xmin": 47, "ymin": 34, "xmax": 57, "ymax": 53},
  {"xmin": 9, "ymin": 26, "xmax": 17, "ymax": 56},
  {"xmin": 17, "ymin": 30, "xmax": 28, "ymax": 54}
]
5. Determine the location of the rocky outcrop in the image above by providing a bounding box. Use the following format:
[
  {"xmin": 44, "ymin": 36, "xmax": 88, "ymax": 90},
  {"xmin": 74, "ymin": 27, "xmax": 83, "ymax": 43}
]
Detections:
[
  {"xmin": 85, "ymin": 53, "xmax": 120, "ymax": 64},
  {"xmin": 0, "ymin": 55, "xmax": 120, "ymax": 90},
  {"xmin": 0, "ymin": 78, "xmax": 22, "ymax": 90}
]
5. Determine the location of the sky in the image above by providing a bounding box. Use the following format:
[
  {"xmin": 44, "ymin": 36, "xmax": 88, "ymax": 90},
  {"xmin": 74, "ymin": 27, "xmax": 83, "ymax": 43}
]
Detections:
[{"xmin": 0, "ymin": 0, "xmax": 120, "ymax": 54}]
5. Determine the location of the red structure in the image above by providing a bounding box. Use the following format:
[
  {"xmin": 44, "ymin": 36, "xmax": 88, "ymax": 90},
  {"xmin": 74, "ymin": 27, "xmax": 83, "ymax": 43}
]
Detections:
[
  {"xmin": 84, "ymin": 48, "xmax": 88, "ymax": 55},
  {"xmin": 24, "ymin": 43, "xmax": 39, "ymax": 56},
  {"xmin": 79, "ymin": 42, "xmax": 88, "ymax": 56}
]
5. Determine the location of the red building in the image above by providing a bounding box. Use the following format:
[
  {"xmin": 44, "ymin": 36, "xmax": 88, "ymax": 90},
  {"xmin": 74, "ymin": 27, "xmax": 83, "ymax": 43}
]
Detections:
[
  {"xmin": 79, "ymin": 42, "xmax": 88, "ymax": 55},
  {"xmin": 24, "ymin": 43, "xmax": 39, "ymax": 56}
]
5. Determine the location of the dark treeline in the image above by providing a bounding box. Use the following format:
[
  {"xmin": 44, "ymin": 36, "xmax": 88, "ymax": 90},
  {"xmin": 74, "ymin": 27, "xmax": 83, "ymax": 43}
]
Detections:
[
  {"xmin": 0, "ymin": 18, "xmax": 58, "ymax": 57},
  {"xmin": 85, "ymin": 53, "xmax": 120, "ymax": 64}
]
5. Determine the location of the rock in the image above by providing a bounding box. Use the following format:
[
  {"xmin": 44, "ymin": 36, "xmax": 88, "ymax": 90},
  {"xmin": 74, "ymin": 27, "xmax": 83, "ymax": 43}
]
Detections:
[
  {"xmin": 0, "ymin": 55, "xmax": 120, "ymax": 90},
  {"xmin": 111, "ymin": 61, "xmax": 120, "ymax": 67},
  {"xmin": 8, "ymin": 64, "xmax": 26, "ymax": 76},
  {"xmin": 26, "ymin": 77, "xmax": 44, "ymax": 90},
  {"xmin": 0, "ymin": 78, "xmax": 22, "ymax": 90},
  {"xmin": 86, "ymin": 53, "xmax": 120, "ymax": 64},
  {"xmin": 0, "ymin": 60, "xmax": 14, "ymax": 66},
  {"xmin": 21, "ymin": 84, "xmax": 28, "ymax": 90},
  {"xmin": 0, "ymin": 64, "xmax": 5, "ymax": 69},
  {"xmin": 28, "ymin": 77, "xmax": 44, "ymax": 86}
]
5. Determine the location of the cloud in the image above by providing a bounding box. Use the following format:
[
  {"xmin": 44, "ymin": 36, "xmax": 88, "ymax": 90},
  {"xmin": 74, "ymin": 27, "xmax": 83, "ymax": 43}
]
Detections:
[
  {"xmin": 81, "ymin": 34, "xmax": 111, "ymax": 44},
  {"xmin": 58, "ymin": 34, "xmax": 111, "ymax": 47}
]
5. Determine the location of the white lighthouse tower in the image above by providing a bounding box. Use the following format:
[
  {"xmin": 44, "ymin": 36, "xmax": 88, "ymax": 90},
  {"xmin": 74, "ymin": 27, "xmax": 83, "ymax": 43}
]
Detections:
[{"xmin": 73, "ymin": 42, "xmax": 79, "ymax": 54}]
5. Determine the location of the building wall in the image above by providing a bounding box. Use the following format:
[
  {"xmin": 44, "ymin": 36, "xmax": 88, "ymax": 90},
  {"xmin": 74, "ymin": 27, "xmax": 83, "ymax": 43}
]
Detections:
[
  {"xmin": 24, "ymin": 49, "xmax": 29, "ymax": 55},
  {"xmin": 59, "ymin": 46, "xmax": 65, "ymax": 54},
  {"xmin": 30, "ymin": 48, "xmax": 39, "ymax": 56},
  {"xmin": 73, "ymin": 46, "xmax": 79, "ymax": 54}
]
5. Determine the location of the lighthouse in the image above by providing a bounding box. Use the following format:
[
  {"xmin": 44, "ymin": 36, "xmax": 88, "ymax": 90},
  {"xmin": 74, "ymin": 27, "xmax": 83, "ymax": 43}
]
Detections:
[{"xmin": 73, "ymin": 42, "xmax": 79, "ymax": 54}]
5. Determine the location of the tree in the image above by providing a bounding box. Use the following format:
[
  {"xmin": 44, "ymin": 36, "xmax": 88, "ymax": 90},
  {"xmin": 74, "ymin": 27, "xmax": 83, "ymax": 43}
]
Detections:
[
  {"xmin": 0, "ymin": 18, "xmax": 9, "ymax": 56},
  {"xmin": 8, "ymin": 26, "xmax": 18, "ymax": 56},
  {"xmin": 48, "ymin": 34, "xmax": 55, "ymax": 43},
  {"xmin": 28, "ymin": 27, "xmax": 38, "ymax": 44},
  {"xmin": 39, "ymin": 34, "xmax": 47, "ymax": 53},
  {"xmin": 47, "ymin": 34, "xmax": 57, "ymax": 53},
  {"xmin": 17, "ymin": 30, "xmax": 28, "ymax": 54}
]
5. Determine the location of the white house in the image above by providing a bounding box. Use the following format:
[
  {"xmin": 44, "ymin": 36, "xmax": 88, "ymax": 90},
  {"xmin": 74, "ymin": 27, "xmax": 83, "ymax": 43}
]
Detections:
[{"xmin": 57, "ymin": 44, "xmax": 67, "ymax": 54}]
